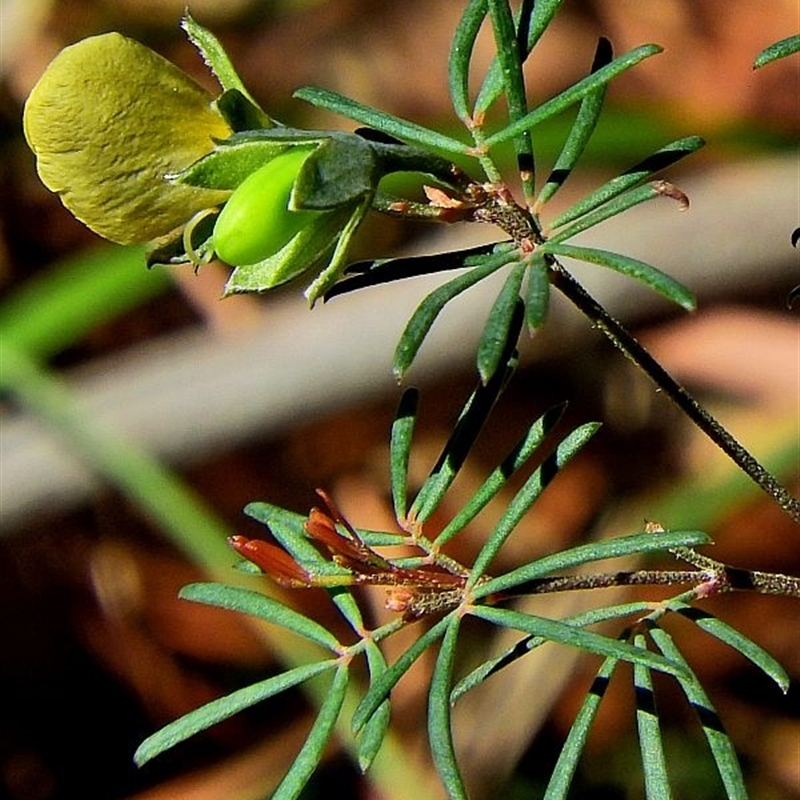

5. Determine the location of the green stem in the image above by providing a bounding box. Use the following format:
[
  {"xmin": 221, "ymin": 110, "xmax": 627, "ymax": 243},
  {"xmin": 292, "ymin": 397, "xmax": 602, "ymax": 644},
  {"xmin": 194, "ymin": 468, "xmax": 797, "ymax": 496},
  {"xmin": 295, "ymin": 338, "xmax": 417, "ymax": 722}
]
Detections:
[{"xmin": 548, "ymin": 262, "xmax": 800, "ymax": 524}]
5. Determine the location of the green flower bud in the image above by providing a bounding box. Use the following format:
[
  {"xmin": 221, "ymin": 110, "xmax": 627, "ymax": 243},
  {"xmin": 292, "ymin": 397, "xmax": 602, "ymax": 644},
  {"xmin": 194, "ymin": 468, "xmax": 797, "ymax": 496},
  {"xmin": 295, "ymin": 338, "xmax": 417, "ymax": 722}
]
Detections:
[{"xmin": 213, "ymin": 146, "xmax": 323, "ymax": 266}]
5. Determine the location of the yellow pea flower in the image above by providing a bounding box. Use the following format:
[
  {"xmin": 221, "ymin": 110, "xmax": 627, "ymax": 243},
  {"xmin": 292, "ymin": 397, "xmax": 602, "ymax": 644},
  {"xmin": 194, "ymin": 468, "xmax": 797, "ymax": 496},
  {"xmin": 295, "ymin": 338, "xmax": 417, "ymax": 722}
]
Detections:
[{"xmin": 23, "ymin": 32, "xmax": 231, "ymax": 244}]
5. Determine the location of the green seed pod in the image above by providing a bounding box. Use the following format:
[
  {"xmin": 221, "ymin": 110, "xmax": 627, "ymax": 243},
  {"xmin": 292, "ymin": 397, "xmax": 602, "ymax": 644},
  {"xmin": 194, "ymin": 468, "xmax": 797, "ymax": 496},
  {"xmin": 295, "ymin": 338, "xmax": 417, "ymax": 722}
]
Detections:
[{"xmin": 213, "ymin": 147, "xmax": 321, "ymax": 266}]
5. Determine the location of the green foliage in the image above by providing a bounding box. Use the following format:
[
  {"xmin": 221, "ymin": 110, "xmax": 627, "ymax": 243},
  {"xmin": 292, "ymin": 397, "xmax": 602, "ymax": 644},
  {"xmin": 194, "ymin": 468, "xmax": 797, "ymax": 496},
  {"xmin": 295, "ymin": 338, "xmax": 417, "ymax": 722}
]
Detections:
[{"xmin": 19, "ymin": 4, "xmax": 798, "ymax": 799}]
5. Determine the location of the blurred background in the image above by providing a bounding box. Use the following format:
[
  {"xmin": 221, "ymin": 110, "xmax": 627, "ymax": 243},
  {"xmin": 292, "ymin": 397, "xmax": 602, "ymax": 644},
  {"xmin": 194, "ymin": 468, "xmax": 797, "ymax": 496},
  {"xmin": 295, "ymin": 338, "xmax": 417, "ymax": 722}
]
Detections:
[{"xmin": 1, "ymin": 1, "xmax": 798, "ymax": 798}]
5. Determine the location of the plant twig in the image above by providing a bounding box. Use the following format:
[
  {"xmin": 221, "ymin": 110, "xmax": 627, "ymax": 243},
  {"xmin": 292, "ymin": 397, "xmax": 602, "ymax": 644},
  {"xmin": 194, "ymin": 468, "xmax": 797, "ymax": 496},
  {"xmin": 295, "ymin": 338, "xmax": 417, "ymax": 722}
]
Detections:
[
  {"xmin": 548, "ymin": 261, "xmax": 800, "ymax": 525},
  {"xmin": 504, "ymin": 565, "xmax": 800, "ymax": 599}
]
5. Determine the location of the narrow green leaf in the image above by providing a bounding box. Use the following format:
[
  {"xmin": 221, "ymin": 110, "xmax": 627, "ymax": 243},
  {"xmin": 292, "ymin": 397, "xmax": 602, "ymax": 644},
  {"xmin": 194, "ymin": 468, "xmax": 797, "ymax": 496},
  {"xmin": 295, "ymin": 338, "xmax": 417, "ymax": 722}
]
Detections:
[
  {"xmin": 649, "ymin": 626, "xmax": 748, "ymax": 800},
  {"xmin": 547, "ymin": 182, "xmax": 682, "ymax": 243},
  {"xmin": 293, "ymin": 86, "xmax": 470, "ymax": 157},
  {"xmin": 352, "ymin": 614, "xmax": 452, "ymax": 734},
  {"xmin": 543, "ymin": 656, "xmax": 618, "ymax": 800},
  {"xmin": 357, "ymin": 640, "xmax": 393, "ymax": 773},
  {"xmin": 134, "ymin": 659, "xmax": 336, "ymax": 766},
  {"xmin": 452, "ymin": 603, "xmax": 652, "ymax": 704},
  {"xmin": 482, "ymin": 45, "xmax": 662, "ymax": 147},
  {"xmin": 182, "ymin": 12, "xmax": 271, "ymax": 126},
  {"xmin": 633, "ymin": 633, "xmax": 672, "ymax": 800},
  {"xmin": 536, "ymin": 37, "xmax": 612, "ymax": 208},
  {"xmin": 468, "ymin": 422, "xmax": 601, "ymax": 586},
  {"xmin": 326, "ymin": 243, "xmax": 502, "ymax": 300},
  {"xmin": 410, "ymin": 345, "xmax": 518, "ymax": 524},
  {"xmin": 244, "ymin": 501, "xmax": 308, "ymax": 532},
  {"xmin": 393, "ymin": 249, "xmax": 516, "ymax": 380},
  {"xmin": 667, "ymin": 601, "xmax": 790, "ymax": 693},
  {"xmin": 271, "ymin": 663, "xmax": 350, "ymax": 800},
  {"xmin": 487, "ymin": 0, "xmax": 534, "ymax": 197},
  {"xmin": 541, "ymin": 243, "xmax": 696, "ymax": 311},
  {"xmin": 428, "ymin": 616, "xmax": 468, "ymax": 800},
  {"xmin": 525, "ymin": 250, "xmax": 550, "ymax": 329},
  {"xmin": 469, "ymin": 606, "xmax": 690, "ymax": 679},
  {"xmin": 475, "ymin": 529, "xmax": 710, "ymax": 599},
  {"xmin": 477, "ymin": 264, "xmax": 526, "ymax": 384},
  {"xmin": 448, "ymin": 0, "xmax": 488, "ymax": 121},
  {"xmin": 180, "ymin": 583, "xmax": 342, "ymax": 651},
  {"xmin": 434, "ymin": 403, "xmax": 566, "ymax": 547},
  {"xmin": 391, "ymin": 388, "xmax": 419, "ymax": 522},
  {"xmin": 548, "ymin": 136, "xmax": 704, "ymax": 230},
  {"xmin": 330, "ymin": 587, "xmax": 365, "ymax": 633},
  {"xmin": 754, "ymin": 34, "xmax": 800, "ymax": 69},
  {"xmin": 474, "ymin": 0, "xmax": 568, "ymax": 115}
]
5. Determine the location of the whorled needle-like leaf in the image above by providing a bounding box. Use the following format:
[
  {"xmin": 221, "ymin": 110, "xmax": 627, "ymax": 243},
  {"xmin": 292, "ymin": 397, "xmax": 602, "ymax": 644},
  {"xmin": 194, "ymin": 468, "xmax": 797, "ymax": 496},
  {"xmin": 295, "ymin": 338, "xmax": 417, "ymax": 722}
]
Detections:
[
  {"xmin": 633, "ymin": 633, "xmax": 672, "ymax": 800},
  {"xmin": 134, "ymin": 659, "xmax": 337, "ymax": 766},
  {"xmin": 390, "ymin": 388, "xmax": 419, "ymax": 523},
  {"xmin": 525, "ymin": 251, "xmax": 551, "ymax": 330},
  {"xmin": 547, "ymin": 180, "xmax": 690, "ymax": 244},
  {"xmin": 482, "ymin": 44, "xmax": 662, "ymax": 148},
  {"xmin": 448, "ymin": 0, "xmax": 489, "ymax": 122},
  {"xmin": 753, "ymin": 34, "xmax": 800, "ymax": 69},
  {"xmin": 434, "ymin": 402, "xmax": 567, "ymax": 547},
  {"xmin": 469, "ymin": 606, "xmax": 690, "ymax": 679},
  {"xmin": 535, "ymin": 37, "xmax": 613, "ymax": 210},
  {"xmin": 393, "ymin": 247, "xmax": 518, "ymax": 381},
  {"xmin": 467, "ymin": 421, "xmax": 601, "ymax": 587},
  {"xmin": 476, "ymin": 265, "xmax": 526, "ymax": 384},
  {"xmin": 648, "ymin": 626, "xmax": 748, "ymax": 800},
  {"xmin": 271, "ymin": 663, "xmax": 350, "ymax": 800},
  {"xmin": 428, "ymin": 615, "xmax": 468, "ymax": 800},
  {"xmin": 293, "ymin": 86, "xmax": 470, "ymax": 158},
  {"xmin": 180, "ymin": 583, "xmax": 342, "ymax": 652},
  {"xmin": 452, "ymin": 602, "xmax": 653, "ymax": 704},
  {"xmin": 357, "ymin": 639, "xmax": 393, "ymax": 773},
  {"xmin": 541, "ymin": 242, "xmax": 696, "ymax": 311},
  {"xmin": 325, "ymin": 243, "xmax": 504, "ymax": 300},
  {"xmin": 330, "ymin": 586, "xmax": 366, "ymax": 633},
  {"xmin": 548, "ymin": 135, "xmax": 704, "ymax": 231},
  {"xmin": 487, "ymin": 0, "xmax": 535, "ymax": 198},
  {"xmin": 474, "ymin": 0, "xmax": 568, "ymax": 116},
  {"xmin": 667, "ymin": 601, "xmax": 790, "ymax": 693},
  {"xmin": 410, "ymin": 344, "xmax": 518, "ymax": 524},
  {"xmin": 474, "ymin": 529, "xmax": 711, "ymax": 599},
  {"xmin": 352, "ymin": 614, "xmax": 452, "ymax": 735},
  {"xmin": 543, "ymin": 655, "xmax": 618, "ymax": 800}
]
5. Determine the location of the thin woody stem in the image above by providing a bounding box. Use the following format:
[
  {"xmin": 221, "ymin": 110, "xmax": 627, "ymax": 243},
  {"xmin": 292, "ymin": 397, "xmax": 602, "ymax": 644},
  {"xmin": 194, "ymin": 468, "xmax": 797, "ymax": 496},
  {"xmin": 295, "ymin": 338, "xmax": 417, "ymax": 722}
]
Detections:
[
  {"xmin": 504, "ymin": 566, "xmax": 800, "ymax": 599},
  {"xmin": 548, "ymin": 260, "xmax": 800, "ymax": 525}
]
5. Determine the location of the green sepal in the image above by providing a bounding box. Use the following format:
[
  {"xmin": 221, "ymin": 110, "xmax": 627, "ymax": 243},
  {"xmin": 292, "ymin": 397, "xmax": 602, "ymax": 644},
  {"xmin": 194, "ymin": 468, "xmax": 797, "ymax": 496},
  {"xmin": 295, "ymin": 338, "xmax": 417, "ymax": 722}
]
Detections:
[
  {"xmin": 171, "ymin": 135, "xmax": 324, "ymax": 191},
  {"xmin": 214, "ymin": 88, "xmax": 276, "ymax": 134},
  {"xmin": 294, "ymin": 135, "xmax": 378, "ymax": 209},
  {"xmin": 182, "ymin": 11, "xmax": 273, "ymax": 128}
]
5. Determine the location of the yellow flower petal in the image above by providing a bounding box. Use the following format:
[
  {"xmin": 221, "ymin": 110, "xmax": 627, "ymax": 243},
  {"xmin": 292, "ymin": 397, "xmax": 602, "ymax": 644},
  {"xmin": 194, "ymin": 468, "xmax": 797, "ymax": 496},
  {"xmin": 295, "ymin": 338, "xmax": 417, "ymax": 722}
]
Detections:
[{"xmin": 23, "ymin": 32, "xmax": 231, "ymax": 244}]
